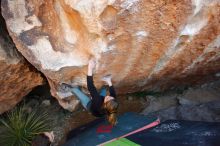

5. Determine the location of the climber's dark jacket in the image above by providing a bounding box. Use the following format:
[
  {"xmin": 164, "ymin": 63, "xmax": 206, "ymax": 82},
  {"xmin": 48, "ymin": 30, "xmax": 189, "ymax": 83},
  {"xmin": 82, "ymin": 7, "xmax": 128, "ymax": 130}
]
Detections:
[{"xmin": 87, "ymin": 76, "xmax": 116, "ymax": 117}]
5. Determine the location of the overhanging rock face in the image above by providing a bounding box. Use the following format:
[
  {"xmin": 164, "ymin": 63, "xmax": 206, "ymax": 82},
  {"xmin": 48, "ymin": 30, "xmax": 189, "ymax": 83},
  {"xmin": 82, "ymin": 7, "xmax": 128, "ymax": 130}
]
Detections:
[
  {"xmin": 1, "ymin": 0, "xmax": 220, "ymax": 111},
  {"xmin": 0, "ymin": 7, "xmax": 43, "ymax": 114}
]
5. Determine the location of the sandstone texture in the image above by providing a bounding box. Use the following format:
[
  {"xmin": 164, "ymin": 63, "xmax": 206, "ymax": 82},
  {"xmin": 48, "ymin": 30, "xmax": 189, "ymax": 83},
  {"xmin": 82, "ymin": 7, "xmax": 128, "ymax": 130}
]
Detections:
[
  {"xmin": 0, "ymin": 8, "xmax": 43, "ymax": 114},
  {"xmin": 1, "ymin": 0, "xmax": 220, "ymax": 111}
]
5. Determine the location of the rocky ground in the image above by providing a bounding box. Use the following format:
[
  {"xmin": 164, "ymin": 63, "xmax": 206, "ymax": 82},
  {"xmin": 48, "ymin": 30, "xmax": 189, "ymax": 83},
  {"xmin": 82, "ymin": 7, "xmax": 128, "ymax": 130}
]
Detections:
[
  {"xmin": 142, "ymin": 80, "xmax": 220, "ymax": 122},
  {"xmin": 2, "ymin": 80, "xmax": 219, "ymax": 146}
]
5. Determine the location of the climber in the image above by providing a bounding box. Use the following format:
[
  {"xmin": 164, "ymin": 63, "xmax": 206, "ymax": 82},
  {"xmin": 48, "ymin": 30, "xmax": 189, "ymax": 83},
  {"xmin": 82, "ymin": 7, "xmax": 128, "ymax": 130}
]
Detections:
[{"xmin": 62, "ymin": 59, "xmax": 119, "ymax": 126}]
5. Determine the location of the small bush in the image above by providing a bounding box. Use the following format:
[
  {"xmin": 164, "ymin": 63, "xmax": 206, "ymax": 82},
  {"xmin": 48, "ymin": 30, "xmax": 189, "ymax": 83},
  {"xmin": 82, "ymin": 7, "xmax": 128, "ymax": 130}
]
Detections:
[{"xmin": 0, "ymin": 105, "xmax": 52, "ymax": 146}]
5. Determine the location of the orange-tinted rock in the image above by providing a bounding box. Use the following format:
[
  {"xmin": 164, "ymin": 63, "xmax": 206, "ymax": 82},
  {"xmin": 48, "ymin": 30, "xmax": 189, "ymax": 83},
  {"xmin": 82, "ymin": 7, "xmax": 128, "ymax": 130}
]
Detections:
[
  {"xmin": 1, "ymin": 0, "xmax": 220, "ymax": 111},
  {"xmin": 0, "ymin": 8, "xmax": 43, "ymax": 114}
]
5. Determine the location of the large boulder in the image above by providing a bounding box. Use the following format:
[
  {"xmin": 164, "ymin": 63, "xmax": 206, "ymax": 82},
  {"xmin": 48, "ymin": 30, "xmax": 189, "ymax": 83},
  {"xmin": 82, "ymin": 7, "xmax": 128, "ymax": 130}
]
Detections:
[
  {"xmin": 0, "ymin": 7, "xmax": 43, "ymax": 114},
  {"xmin": 1, "ymin": 0, "xmax": 220, "ymax": 111}
]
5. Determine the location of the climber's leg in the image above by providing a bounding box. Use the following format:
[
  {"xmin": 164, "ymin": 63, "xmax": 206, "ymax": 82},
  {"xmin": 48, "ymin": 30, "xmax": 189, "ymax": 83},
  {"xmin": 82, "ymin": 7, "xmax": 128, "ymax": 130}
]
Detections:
[
  {"xmin": 99, "ymin": 87, "xmax": 107, "ymax": 98},
  {"xmin": 71, "ymin": 87, "xmax": 91, "ymax": 110}
]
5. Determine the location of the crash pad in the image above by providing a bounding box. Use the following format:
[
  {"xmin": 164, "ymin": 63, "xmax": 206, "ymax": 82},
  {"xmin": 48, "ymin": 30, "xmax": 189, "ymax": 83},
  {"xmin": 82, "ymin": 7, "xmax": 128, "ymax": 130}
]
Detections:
[
  {"xmin": 124, "ymin": 120, "xmax": 220, "ymax": 146},
  {"xmin": 63, "ymin": 112, "xmax": 158, "ymax": 146}
]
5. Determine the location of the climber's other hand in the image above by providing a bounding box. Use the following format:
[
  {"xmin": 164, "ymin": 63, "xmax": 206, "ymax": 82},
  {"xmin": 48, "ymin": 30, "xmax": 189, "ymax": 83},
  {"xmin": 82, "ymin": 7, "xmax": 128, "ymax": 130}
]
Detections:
[{"xmin": 88, "ymin": 58, "xmax": 96, "ymax": 70}]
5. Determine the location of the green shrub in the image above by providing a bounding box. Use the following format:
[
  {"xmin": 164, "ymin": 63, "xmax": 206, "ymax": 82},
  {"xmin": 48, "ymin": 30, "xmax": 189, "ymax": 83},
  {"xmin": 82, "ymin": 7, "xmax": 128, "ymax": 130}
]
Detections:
[{"xmin": 0, "ymin": 106, "xmax": 52, "ymax": 146}]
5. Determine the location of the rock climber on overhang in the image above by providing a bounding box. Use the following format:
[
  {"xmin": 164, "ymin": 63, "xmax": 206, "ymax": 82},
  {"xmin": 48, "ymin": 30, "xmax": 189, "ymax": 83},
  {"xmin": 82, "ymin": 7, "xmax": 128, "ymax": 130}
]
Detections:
[{"xmin": 62, "ymin": 59, "xmax": 119, "ymax": 126}]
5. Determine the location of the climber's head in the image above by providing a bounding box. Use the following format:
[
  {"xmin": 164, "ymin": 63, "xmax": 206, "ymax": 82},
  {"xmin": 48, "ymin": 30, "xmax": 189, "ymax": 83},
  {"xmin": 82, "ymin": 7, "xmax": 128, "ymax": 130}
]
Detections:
[{"xmin": 104, "ymin": 96, "xmax": 119, "ymax": 126}]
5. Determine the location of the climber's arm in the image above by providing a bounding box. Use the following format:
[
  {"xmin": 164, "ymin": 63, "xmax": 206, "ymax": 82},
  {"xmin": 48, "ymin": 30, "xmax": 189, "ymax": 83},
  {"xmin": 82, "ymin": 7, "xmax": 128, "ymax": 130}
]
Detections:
[
  {"xmin": 87, "ymin": 59, "xmax": 100, "ymax": 99},
  {"xmin": 109, "ymin": 85, "xmax": 116, "ymax": 98},
  {"xmin": 87, "ymin": 75, "xmax": 99, "ymax": 99},
  {"xmin": 102, "ymin": 75, "xmax": 116, "ymax": 98}
]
